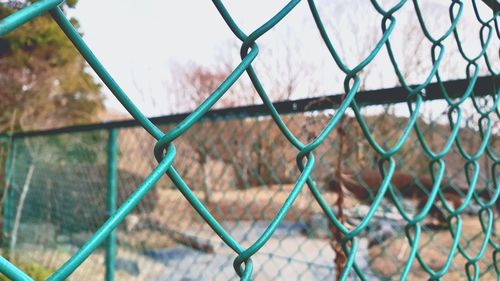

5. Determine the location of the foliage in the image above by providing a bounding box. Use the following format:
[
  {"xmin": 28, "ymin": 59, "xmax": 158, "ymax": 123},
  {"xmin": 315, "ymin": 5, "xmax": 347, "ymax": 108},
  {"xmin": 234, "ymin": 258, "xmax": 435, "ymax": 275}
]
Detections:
[
  {"xmin": 7, "ymin": 162, "xmax": 157, "ymax": 233},
  {"xmin": 0, "ymin": 0, "xmax": 104, "ymax": 132},
  {"xmin": 0, "ymin": 258, "xmax": 53, "ymax": 281}
]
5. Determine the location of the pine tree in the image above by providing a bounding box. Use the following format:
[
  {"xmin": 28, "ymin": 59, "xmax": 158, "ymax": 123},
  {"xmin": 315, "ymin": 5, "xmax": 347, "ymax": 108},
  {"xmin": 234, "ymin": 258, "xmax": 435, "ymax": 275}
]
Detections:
[{"xmin": 0, "ymin": 0, "xmax": 104, "ymax": 132}]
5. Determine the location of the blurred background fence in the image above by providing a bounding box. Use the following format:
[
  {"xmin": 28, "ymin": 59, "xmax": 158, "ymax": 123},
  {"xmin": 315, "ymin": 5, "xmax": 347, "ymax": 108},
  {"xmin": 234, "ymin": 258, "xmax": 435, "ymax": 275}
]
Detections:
[{"xmin": 0, "ymin": 76, "xmax": 498, "ymax": 280}]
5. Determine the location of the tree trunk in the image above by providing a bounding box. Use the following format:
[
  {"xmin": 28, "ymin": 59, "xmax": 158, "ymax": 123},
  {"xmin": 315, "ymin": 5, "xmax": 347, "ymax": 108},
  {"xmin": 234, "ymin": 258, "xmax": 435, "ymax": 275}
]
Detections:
[
  {"xmin": 200, "ymin": 153, "xmax": 211, "ymax": 205},
  {"xmin": 9, "ymin": 164, "xmax": 34, "ymax": 257},
  {"xmin": 331, "ymin": 117, "xmax": 347, "ymax": 281}
]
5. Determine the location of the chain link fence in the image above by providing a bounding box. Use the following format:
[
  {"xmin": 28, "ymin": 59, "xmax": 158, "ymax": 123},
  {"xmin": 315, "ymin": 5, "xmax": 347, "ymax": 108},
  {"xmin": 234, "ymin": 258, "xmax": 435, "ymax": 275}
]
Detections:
[
  {"xmin": 0, "ymin": 0, "xmax": 499, "ymax": 280},
  {"xmin": 1, "ymin": 77, "xmax": 499, "ymax": 280}
]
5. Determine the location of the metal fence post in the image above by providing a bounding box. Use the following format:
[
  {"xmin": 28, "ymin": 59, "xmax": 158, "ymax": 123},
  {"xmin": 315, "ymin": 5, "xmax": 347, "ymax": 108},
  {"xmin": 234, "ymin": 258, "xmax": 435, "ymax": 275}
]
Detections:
[
  {"xmin": 105, "ymin": 129, "xmax": 118, "ymax": 281},
  {"xmin": 2, "ymin": 140, "xmax": 16, "ymax": 248}
]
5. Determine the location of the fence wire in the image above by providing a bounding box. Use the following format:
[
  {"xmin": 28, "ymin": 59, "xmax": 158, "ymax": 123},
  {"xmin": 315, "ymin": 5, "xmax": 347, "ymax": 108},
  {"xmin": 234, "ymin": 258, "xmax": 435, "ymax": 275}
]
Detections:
[{"xmin": 0, "ymin": 0, "xmax": 499, "ymax": 281}]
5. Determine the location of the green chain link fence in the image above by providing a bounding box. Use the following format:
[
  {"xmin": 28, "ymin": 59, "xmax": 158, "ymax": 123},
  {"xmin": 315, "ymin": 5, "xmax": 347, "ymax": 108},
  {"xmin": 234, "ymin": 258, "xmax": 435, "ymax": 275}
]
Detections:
[{"xmin": 0, "ymin": 0, "xmax": 499, "ymax": 280}]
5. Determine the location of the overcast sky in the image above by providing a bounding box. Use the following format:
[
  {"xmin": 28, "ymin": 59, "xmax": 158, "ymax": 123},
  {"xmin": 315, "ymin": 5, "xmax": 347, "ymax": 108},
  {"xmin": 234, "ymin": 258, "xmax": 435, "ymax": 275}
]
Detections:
[{"xmin": 69, "ymin": 0, "xmax": 498, "ymax": 119}]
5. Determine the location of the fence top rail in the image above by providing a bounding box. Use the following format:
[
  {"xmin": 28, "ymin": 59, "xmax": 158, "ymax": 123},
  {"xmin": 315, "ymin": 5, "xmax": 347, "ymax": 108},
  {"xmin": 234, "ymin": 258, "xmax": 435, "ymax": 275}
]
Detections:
[{"xmin": 1, "ymin": 75, "xmax": 497, "ymax": 139}]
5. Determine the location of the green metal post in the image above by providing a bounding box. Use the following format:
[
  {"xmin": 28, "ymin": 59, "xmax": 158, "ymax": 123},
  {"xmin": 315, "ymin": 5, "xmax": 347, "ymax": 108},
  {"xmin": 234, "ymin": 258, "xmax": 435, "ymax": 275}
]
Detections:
[
  {"xmin": 2, "ymin": 140, "xmax": 15, "ymax": 247},
  {"xmin": 105, "ymin": 129, "xmax": 118, "ymax": 281}
]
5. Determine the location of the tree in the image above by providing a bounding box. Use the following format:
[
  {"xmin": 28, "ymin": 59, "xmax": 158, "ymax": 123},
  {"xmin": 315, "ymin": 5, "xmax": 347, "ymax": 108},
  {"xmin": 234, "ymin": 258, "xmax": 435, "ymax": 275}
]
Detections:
[
  {"xmin": 168, "ymin": 33, "xmax": 322, "ymax": 199},
  {"xmin": 0, "ymin": 0, "xmax": 104, "ymax": 132},
  {"xmin": 0, "ymin": 1, "xmax": 104, "ymax": 254},
  {"xmin": 168, "ymin": 63, "xmax": 238, "ymax": 204}
]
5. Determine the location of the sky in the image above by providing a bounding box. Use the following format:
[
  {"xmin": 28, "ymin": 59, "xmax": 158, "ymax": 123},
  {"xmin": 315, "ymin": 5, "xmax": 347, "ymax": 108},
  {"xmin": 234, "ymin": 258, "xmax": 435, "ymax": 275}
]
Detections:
[
  {"xmin": 69, "ymin": 0, "xmax": 238, "ymax": 115},
  {"xmin": 69, "ymin": 0, "xmax": 319, "ymax": 115},
  {"xmin": 68, "ymin": 0, "xmax": 498, "ymax": 120}
]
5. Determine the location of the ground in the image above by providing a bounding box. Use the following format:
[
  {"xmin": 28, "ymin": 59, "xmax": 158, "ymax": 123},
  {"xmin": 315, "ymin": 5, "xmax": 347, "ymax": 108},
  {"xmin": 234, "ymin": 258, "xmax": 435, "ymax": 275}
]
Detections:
[{"xmin": 5, "ymin": 186, "xmax": 499, "ymax": 280}]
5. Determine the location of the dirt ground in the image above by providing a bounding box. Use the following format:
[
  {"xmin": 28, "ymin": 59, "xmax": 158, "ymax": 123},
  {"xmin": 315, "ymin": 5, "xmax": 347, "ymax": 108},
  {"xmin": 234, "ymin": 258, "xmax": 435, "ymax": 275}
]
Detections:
[
  {"xmin": 369, "ymin": 216, "xmax": 500, "ymax": 281},
  {"xmin": 7, "ymin": 186, "xmax": 498, "ymax": 280},
  {"xmin": 146, "ymin": 185, "xmax": 351, "ymax": 230},
  {"xmin": 135, "ymin": 186, "xmax": 499, "ymax": 280}
]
